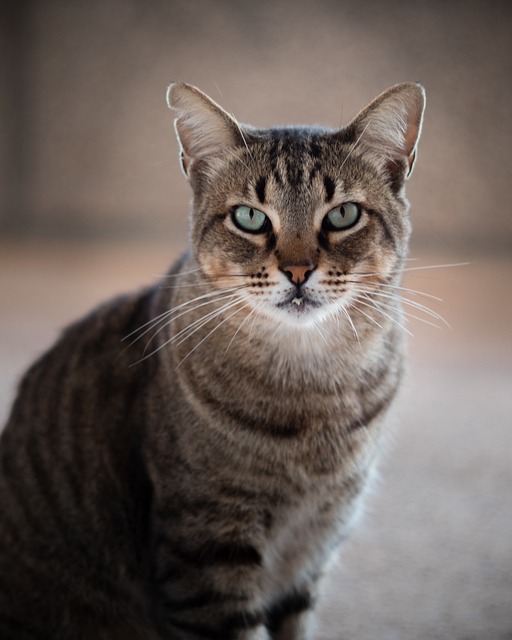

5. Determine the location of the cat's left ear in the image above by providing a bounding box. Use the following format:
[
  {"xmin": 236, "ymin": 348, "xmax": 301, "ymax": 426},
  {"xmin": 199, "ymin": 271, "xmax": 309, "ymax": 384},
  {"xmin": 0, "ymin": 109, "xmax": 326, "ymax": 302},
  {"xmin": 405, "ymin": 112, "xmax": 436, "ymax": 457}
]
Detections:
[
  {"xmin": 166, "ymin": 82, "xmax": 245, "ymax": 177},
  {"xmin": 345, "ymin": 82, "xmax": 426, "ymax": 186}
]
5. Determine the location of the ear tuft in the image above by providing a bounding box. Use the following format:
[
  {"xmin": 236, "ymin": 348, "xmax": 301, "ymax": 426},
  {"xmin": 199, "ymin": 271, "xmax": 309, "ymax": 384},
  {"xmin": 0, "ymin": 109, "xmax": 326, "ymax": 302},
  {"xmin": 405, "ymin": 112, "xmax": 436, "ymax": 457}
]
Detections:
[
  {"xmin": 166, "ymin": 82, "xmax": 244, "ymax": 176},
  {"xmin": 346, "ymin": 82, "xmax": 426, "ymax": 183}
]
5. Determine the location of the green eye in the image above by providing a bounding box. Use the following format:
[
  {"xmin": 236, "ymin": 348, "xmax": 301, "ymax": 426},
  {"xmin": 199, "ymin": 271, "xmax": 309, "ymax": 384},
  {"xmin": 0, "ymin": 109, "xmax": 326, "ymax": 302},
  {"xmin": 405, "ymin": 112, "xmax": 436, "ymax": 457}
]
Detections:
[
  {"xmin": 323, "ymin": 202, "xmax": 361, "ymax": 231},
  {"xmin": 232, "ymin": 205, "xmax": 269, "ymax": 234}
]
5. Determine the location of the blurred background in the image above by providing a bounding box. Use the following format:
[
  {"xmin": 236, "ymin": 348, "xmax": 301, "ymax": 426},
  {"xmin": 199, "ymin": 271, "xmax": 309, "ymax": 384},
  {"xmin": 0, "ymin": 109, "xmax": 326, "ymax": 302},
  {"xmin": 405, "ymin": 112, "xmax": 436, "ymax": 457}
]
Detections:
[{"xmin": 1, "ymin": 0, "xmax": 511, "ymax": 638}]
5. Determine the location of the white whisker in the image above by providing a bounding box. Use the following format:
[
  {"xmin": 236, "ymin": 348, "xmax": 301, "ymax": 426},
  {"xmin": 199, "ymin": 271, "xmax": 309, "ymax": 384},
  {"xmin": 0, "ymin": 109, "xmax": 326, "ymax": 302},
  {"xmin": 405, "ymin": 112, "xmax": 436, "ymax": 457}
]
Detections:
[
  {"xmin": 160, "ymin": 277, "xmax": 247, "ymax": 290},
  {"xmin": 340, "ymin": 306, "xmax": 360, "ymax": 344},
  {"xmin": 130, "ymin": 297, "xmax": 244, "ymax": 366},
  {"xmin": 224, "ymin": 304, "xmax": 259, "ymax": 357},
  {"xmin": 362, "ymin": 294, "xmax": 443, "ymax": 330},
  {"xmin": 158, "ymin": 266, "xmax": 205, "ymax": 279},
  {"xmin": 124, "ymin": 287, "xmax": 245, "ymax": 349},
  {"xmin": 248, "ymin": 305, "xmax": 262, "ymax": 342},
  {"xmin": 172, "ymin": 298, "xmax": 244, "ymax": 348},
  {"xmin": 351, "ymin": 286, "xmax": 449, "ymax": 327},
  {"xmin": 353, "ymin": 294, "xmax": 413, "ymax": 337},
  {"xmin": 351, "ymin": 260, "xmax": 468, "ymax": 282},
  {"xmin": 339, "ymin": 121, "xmax": 371, "ymax": 171},
  {"xmin": 122, "ymin": 307, "xmax": 175, "ymax": 343},
  {"xmin": 402, "ymin": 262, "xmax": 470, "ymax": 273},
  {"xmin": 348, "ymin": 301, "xmax": 384, "ymax": 330},
  {"xmin": 175, "ymin": 302, "xmax": 248, "ymax": 369},
  {"xmin": 314, "ymin": 323, "xmax": 330, "ymax": 346},
  {"xmin": 144, "ymin": 294, "xmax": 243, "ymax": 353},
  {"xmin": 225, "ymin": 147, "xmax": 251, "ymax": 171},
  {"xmin": 229, "ymin": 112, "xmax": 255, "ymax": 165},
  {"xmin": 348, "ymin": 278, "xmax": 443, "ymax": 302}
]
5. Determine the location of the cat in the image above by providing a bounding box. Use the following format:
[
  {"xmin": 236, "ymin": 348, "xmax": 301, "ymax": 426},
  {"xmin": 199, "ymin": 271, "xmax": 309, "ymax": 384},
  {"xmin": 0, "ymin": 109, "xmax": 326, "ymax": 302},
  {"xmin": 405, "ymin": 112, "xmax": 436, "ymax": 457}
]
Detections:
[{"xmin": 0, "ymin": 80, "xmax": 425, "ymax": 639}]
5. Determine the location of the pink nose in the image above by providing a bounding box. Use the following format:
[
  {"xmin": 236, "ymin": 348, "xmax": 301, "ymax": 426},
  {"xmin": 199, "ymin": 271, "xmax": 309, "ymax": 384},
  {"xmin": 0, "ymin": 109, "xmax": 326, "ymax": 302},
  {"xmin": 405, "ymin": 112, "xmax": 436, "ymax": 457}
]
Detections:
[{"xmin": 279, "ymin": 261, "xmax": 317, "ymax": 286}]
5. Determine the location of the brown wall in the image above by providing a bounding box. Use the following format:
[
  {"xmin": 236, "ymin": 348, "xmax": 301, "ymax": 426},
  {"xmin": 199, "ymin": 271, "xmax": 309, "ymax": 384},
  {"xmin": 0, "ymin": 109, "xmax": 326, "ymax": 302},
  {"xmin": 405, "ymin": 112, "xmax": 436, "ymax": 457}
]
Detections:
[{"xmin": 1, "ymin": 0, "xmax": 511, "ymax": 251}]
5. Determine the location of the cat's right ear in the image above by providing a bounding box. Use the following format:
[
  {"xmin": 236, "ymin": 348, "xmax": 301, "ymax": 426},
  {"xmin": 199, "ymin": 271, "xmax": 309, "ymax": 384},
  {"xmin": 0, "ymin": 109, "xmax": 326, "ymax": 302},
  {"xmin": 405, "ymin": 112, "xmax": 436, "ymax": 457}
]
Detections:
[
  {"xmin": 343, "ymin": 82, "xmax": 426, "ymax": 187},
  {"xmin": 166, "ymin": 82, "xmax": 244, "ymax": 177}
]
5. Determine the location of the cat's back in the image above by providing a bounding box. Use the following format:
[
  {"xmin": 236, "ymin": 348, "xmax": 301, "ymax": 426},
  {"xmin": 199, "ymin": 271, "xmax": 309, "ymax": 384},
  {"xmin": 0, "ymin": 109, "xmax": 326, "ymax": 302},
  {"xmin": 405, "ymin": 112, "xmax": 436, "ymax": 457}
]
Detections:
[
  {"xmin": 0, "ymin": 283, "xmax": 162, "ymax": 638},
  {"xmin": 3, "ymin": 283, "xmax": 158, "ymax": 435}
]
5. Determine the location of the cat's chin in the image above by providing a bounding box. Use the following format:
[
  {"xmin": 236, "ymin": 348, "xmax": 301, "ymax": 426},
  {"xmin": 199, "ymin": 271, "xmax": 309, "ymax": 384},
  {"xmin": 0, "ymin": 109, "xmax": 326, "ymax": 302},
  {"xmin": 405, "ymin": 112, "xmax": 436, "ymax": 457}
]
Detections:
[{"xmin": 269, "ymin": 296, "xmax": 332, "ymax": 329}]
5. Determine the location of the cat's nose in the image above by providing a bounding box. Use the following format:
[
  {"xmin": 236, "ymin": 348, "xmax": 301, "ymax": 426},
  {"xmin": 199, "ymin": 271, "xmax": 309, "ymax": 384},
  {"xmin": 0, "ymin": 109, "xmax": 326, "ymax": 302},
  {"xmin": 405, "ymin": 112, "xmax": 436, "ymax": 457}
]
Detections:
[{"xmin": 279, "ymin": 260, "xmax": 317, "ymax": 286}]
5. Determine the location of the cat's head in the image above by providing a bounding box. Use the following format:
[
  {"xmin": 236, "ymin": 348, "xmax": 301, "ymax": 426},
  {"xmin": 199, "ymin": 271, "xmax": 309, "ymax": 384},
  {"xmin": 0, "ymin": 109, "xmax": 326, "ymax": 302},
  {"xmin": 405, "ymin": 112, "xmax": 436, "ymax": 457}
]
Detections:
[{"xmin": 167, "ymin": 82, "xmax": 425, "ymax": 329}]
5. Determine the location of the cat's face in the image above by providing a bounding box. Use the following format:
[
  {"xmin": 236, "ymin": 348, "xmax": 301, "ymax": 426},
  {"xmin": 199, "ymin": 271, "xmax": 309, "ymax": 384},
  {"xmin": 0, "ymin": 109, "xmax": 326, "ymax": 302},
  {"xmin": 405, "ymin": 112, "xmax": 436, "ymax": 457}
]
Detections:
[{"xmin": 168, "ymin": 83, "xmax": 425, "ymax": 329}]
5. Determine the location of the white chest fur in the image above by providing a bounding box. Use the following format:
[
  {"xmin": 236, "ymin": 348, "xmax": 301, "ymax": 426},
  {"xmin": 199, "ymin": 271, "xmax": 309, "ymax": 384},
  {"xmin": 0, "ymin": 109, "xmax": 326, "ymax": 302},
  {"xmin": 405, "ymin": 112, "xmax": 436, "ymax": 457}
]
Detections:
[{"xmin": 260, "ymin": 471, "xmax": 371, "ymax": 606}]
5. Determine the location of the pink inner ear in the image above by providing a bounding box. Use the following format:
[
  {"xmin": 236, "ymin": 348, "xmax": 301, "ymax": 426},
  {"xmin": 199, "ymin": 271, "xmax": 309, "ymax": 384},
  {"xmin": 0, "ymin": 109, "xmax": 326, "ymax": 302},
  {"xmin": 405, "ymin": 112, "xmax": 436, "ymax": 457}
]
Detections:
[
  {"xmin": 403, "ymin": 122, "xmax": 420, "ymax": 157},
  {"xmin": 180, "ymin": 150, "xmax": 190, "ymax": 176},
  {"xmin": 170, "ymin": 84, "xmax": 243, "ymax": 166},
  {"xmin": 406, "ymin": 149, "xmax": 417, "ymax": 176},
  {"xmin": 346, "ymin": 83, "xmax": 425, "ymax": 176}
]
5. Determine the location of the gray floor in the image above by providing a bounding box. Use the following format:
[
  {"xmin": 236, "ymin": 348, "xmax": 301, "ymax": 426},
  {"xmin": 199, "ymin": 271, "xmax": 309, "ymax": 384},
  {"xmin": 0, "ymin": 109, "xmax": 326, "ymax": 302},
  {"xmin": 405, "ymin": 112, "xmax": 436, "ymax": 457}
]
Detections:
[{"xmin": 1, "ymin": 241, "xmax": 511, "ymax": 639}]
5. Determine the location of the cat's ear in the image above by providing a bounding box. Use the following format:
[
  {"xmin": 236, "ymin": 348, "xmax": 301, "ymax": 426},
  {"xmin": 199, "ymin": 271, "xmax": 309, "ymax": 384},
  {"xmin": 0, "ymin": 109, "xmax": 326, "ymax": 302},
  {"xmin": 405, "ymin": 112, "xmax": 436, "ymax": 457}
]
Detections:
[
  {"xmin": 345, "ymin": 82, "xmax": 425, "ymax": 186},
  {"xmin": 166, "ymin": 82, "xmax": 244, "ymax": 176}
]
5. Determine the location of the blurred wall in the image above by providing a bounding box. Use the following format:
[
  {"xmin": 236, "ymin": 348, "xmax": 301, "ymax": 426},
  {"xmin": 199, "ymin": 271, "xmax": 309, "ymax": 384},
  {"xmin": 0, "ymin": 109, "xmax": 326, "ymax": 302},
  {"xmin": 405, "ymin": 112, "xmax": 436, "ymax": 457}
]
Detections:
[{"xmin": 1, "ymin": 0, "xmax": 511, "ymax": 250}]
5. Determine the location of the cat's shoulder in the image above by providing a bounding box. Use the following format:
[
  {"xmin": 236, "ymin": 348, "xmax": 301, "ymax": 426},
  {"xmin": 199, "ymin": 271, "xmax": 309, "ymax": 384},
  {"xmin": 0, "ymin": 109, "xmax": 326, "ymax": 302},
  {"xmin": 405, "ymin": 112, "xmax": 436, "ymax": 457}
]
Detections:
[{"xmin": 14, "ymin": 286, "xmax": 157, "ymax": 396}]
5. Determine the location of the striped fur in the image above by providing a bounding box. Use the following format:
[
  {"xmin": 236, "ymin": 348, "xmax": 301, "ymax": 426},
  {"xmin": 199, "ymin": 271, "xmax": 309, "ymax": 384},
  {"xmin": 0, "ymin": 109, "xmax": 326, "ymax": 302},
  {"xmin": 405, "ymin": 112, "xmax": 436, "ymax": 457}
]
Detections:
[{"xmin": 0, "ymin": 82, "xmax": 425, "ymax": 639}]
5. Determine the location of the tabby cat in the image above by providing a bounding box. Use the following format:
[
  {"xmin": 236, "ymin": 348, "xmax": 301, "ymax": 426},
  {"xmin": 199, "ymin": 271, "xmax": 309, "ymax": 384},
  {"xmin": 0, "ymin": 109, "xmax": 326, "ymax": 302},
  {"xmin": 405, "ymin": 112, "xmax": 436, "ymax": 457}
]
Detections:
[{"xmin": 0, "ymin": 81, "xmax": 425, "ymax": 639}]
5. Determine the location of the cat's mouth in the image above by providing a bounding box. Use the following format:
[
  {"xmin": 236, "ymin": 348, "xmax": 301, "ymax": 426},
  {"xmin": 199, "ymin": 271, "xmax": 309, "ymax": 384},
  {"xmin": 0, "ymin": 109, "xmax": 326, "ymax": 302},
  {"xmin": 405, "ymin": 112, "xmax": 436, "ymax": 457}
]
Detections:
[{"xmin": 276, "ymin": 292, "xmax": 321, "ymax": 313}]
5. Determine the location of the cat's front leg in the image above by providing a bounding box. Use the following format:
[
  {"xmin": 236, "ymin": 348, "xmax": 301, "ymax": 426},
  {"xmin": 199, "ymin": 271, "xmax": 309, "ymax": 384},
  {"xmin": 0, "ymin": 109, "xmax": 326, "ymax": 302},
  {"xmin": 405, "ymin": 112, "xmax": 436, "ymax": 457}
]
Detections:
[
  {"xmin": 270, "ymin": 610, "xmax": 315, "ymax": 640},
  {"xmin": 162, "ymin": 610, "xmax": 272, "ymax": 640},
  {"xmin": 267, "ymin": 590, "xmax": 316, "ymax": 640},
  {"xmin": 234, "ymin": 628, "xmax": 272, "ymax": 640}
]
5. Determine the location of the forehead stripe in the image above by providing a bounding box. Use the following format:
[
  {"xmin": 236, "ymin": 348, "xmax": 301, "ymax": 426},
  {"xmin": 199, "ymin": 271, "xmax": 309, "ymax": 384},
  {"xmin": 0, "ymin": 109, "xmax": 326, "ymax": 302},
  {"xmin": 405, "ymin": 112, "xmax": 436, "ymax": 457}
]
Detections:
[
  {"xmin": 255, "ymin": 176, "xmax": 267, "ymax": 204},
  {"xmin": 323, "ymin": 175, "xmax": 335, "ymax": 202}
]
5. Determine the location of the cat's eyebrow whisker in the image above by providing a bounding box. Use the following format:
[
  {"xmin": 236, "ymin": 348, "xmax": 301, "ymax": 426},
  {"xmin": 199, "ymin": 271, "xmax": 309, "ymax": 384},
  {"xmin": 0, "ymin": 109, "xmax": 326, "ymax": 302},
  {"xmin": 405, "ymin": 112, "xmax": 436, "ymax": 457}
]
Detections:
[
  {"xmin": 228, "ymin": 112, "xmax": 255, "ymax": 165},
  {"xmin": 339, "ymin": 120, "xmax": 371, "ymax": 172},
  {"xmin": 225, "ymin": 147, "xmax": 251, "ymax": 171}
]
